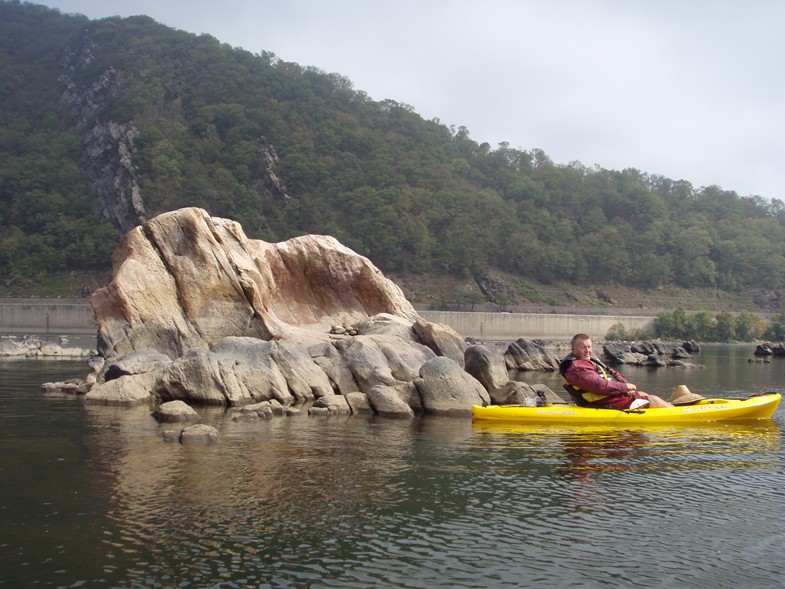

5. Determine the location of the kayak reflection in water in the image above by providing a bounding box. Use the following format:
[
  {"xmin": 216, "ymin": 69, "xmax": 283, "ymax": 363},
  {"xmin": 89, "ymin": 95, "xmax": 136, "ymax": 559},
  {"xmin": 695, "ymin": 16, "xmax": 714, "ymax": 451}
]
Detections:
[{"xmin": 560, "ymin": 334, "xmax": 674, "ymax": 409}]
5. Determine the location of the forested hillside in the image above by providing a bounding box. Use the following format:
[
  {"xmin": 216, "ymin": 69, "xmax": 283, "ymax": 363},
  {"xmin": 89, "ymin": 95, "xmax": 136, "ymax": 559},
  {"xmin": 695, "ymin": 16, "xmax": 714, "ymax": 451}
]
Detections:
[{"xmin": 2, "ymin": 1, "xmax": 785, "ymax": 308}]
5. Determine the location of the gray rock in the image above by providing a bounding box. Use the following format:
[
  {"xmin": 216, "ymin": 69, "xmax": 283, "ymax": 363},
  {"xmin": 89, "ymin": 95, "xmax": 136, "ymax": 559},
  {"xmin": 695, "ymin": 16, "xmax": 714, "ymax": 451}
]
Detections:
[
  {"xmin": 345, "ymin": 392, "xmax": 373, "ymax": 414},
  {"xmin": 103, "ymin": 348, "xmax": 172, "ymax": 381},
  {"xmin": 179, "ymin": 424, "xmax": 219, "ymax": 445},
  {"xmin": 309, "ymin": 342, "xmax": 360, "ymax": 395},
  {"xmin": 374, "ymin": 336, "xmax": 435, "ymax": 382},
  {"xmin": 488, "ymin": 380, "xmax": 538, "ymax": 405},
  {"xmin": 152, "ymin": 400, "xmax": 200, "ymax": 423},
  {"xmin": 334, "ymin": 336, "xmax": 399, "ymax": 391},
  {"xmin": 211, "ymin": 337, "xmax": 294, "ymax": 404},
  {"xmin": 353, "ymin": 313, "xmax": 417, "ymax": 339},
  {"xmin": 154, "ymin": 349, "xmax": 238, "ymax": 405},
  {"xmin": 309, "ymin": 394, "xmax": 351, "ymax": 415},
  {"xmin": 267, "ymin": 340, "xmax": 334, "ymax": 401},
  {"xmin": 412, "ymin": 318, "xmax": 468, "ymax": 367},
  {"xmin": 464, "ymin": 345, "xmax": 510, "ymax": 391},
  {"xmin": 366, "ymin": 383, "xmax": 417, "ymax": 418},
  {"xmin": 414, "ymin": 357, "xmax": 490, "ymax": 417},
  {"xmin": 504, "ymin": 338, "xmax": 560, "ymax": 371},
  {"xmin": 84, "ymin": 372, "xmax": 158, "ymax": 405}
]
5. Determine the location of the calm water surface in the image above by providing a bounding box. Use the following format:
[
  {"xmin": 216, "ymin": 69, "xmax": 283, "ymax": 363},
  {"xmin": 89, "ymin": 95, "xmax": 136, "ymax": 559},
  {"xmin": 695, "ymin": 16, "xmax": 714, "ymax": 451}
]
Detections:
[{"xmin": 0, "ymin": 345, "xmax": 783, "ymax": 588}]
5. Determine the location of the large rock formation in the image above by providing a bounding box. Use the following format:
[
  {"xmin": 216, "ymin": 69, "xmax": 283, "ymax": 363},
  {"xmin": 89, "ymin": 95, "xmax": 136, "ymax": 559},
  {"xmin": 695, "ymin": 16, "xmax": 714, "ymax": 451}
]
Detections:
[
  {"xmin": 87, "ymin": 207, "xmax": 498, "ymax": 416},
  {"xmin": 85, "ymin": 207, "xmax": 562, "ymax": 417},
  {"xmin": 91, "ymin": 207, "xmax": 419, "ymax": 358}
]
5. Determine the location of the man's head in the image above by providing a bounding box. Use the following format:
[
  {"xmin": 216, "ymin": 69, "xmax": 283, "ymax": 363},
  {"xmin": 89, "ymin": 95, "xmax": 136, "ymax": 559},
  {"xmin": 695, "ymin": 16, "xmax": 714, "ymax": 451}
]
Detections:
[{"xmin": 570, "ymin": 333, "xmax": 592, "ymax": 360}]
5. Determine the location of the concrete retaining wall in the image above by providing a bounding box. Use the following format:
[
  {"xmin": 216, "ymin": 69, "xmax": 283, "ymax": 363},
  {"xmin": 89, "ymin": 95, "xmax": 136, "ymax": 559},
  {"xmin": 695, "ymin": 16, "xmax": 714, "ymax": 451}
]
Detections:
[
  {"xmin": 0, "ymin": 299, "xmax": 655, "ymax": 340},
  {"xmin": 419, "ymin": 310, "xmax": 655, "ymax": 341},
  {"xmin": 0, "ymin": 299, "xmax": 95, "ymax": 335}
]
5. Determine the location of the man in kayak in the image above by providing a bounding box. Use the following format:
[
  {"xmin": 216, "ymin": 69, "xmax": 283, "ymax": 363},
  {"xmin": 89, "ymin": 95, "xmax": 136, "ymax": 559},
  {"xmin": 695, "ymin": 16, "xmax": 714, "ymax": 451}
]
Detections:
[{"xmin": 560, "ymin": 334, "xmax": 674, "ymax": 409}]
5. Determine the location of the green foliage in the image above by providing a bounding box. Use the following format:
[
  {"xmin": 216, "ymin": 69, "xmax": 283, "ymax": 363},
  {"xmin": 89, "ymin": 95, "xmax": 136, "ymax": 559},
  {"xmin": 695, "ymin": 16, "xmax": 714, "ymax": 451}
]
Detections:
[
  {"xmin": 764, "ymin": 311, "xmax": 785, "ymax": 342},
  {"xmin": 605, "ymin": 322, "xmax": 650, "ymax": 341},
  {"xmin": 655, "ymin": 308, "xmax": 779, "ymax": 342},
  {"xmin": 735, "ymin": 310, "xmax": 766, "ymax": 341},
  {"xmin": 2, "ymin": 1, "xmax": 785, "ymax": 300}
]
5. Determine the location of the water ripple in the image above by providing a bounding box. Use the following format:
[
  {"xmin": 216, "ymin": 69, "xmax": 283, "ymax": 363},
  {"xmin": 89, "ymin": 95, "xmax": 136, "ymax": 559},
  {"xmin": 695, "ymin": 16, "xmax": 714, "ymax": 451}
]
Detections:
[{"xmin": 2, "ymin": 361, "xmax": 784, "ymax": 588}]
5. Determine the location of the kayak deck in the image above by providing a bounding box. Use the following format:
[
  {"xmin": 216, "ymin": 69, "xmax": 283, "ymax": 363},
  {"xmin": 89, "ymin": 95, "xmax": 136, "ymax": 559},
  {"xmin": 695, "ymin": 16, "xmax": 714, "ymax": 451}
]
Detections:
[{"xmin": 471, "ymin": 393, "xmax": 781, "ymax": 424}]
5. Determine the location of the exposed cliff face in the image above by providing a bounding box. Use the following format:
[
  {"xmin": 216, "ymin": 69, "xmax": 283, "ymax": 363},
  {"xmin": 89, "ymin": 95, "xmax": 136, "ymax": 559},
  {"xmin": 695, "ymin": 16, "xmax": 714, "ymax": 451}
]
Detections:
[
  {"xmin": 57, "ymin": 32, "xmax": 291, "ymax": 237},
  {"xmin": 59, "ymin": 35, "xmax": 147, "ymax": 234},
  {"xmin": 91, "ymin": 207, "xmax": 419, "ymax": 358}
]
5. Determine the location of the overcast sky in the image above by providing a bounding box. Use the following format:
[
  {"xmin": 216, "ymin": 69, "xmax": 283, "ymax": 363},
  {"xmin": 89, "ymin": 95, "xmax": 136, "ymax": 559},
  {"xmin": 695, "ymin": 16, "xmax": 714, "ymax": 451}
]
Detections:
[{"xmin": 38, "ymin": 0, "xmax": 785, "ymax": 201}]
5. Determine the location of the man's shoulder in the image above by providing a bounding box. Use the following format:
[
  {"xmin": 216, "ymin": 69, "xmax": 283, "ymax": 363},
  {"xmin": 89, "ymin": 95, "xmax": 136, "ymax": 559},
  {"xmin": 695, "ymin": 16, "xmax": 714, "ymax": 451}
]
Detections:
[{"xmin": 569, "ymin": 358, "xmax": 594, "ymax": 367}]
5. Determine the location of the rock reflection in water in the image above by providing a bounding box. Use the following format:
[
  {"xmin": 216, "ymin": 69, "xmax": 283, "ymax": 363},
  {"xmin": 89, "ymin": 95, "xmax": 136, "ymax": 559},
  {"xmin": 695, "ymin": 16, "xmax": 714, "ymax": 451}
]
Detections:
[{"xmin": 80, "ymin": 405, "xmax": 479, "ymax": 586}]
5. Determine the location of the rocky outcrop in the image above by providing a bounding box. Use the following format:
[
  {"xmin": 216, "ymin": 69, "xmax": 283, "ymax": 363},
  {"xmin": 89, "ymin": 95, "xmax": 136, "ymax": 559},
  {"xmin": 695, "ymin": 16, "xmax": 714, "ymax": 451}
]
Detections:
[
  {"xmin": 57, "ymin": 35, "xmax": 294, "ymax": 241},
  {"xmin": 60, "ymin": 36, "xmax": 147, "ymax": 234},
  {"xmin": 603, "ymin": 341, "xmax": 702, "ymax": 368},
  {"xmin": 754, "ymin": 343, "xmax": 785, "ymax": 356},
  {"xmin": 91, "ymin": 207, "xmax": 418, "ymax": 359},
  {"xmin": 414, "ymin": 357, "xmax": 490, "ymax": 417},
  {"xmin": 504, "ymin": 338, "xmax": 560, "ymax": 372},
  {"xmin": 87, "ymin": 208, "xmax": 505, "ymax": 416},
  {"xmin": 1, "ymin": 336, "xmax": 95, "ymax": 358}
]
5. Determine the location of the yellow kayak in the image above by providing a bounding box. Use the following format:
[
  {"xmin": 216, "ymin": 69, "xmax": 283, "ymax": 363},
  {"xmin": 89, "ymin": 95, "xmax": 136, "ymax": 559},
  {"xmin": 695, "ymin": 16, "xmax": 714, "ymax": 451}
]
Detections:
[{"xmin": 471, "ymin": 393, "xmax": 781, "ymax": 425}]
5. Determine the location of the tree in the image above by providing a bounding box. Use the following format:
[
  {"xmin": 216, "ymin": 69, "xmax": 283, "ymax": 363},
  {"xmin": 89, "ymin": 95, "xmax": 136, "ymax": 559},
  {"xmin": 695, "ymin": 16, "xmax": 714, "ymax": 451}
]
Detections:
[
  {"xmin": 735, "ymin": 311, "xmax": 766, "ymax": 341},
  {"xmin": 765, "ymin": 311, "xmax": 785, "ymax": 342},
  {"xmin": 714, "ymin": 312, "xmax": 736, "ymax": 342},
  {"xmin": 686, "ymin": 311, "xmax": 717, "ymax": 341}
]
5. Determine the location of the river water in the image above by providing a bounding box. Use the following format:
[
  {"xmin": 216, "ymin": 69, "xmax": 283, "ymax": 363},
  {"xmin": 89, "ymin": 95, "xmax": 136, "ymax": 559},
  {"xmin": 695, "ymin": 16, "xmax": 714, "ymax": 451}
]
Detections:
[{"xmin": 0, "ymin": 345, "xmax": 783, "ymax": 588}]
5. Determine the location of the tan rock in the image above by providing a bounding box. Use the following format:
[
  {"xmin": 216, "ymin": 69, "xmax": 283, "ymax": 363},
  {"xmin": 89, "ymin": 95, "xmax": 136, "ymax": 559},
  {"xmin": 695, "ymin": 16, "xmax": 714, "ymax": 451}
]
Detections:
[{"xmin": 92, "ymin": 207, "xmax": 417, "ymax": 358}]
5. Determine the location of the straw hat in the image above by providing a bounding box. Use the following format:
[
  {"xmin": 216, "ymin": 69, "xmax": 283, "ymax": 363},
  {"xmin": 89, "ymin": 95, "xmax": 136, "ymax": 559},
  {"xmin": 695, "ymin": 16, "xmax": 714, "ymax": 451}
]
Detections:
[{"xmin": 671, "ymin": 385, "xmax": 705, "ymax": 405}]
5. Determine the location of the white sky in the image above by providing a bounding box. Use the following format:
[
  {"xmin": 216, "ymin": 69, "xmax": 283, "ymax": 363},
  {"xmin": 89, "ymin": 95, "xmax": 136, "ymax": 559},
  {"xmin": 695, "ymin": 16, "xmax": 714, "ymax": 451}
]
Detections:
[{"xmin": 38, "ymin": 0, "xmax": 785, "ymax": 201}]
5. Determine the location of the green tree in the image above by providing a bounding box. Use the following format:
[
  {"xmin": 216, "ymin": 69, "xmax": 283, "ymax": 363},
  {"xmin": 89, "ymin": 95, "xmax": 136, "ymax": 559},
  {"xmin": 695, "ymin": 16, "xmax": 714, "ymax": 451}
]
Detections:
[
  {"xmin": 686, "ymin": 311, "xmax": 717, "ymax": 341},
  {"xmin": 765, "ymin": 311, "xmax": 785, "ymax": 341},
  {"xmin": 714, "ymin": 312, "xmax": 736, "ymax": 342},
  {"xmin": 735, "ymin": 311, "xmax": 766, "ymax": 341}
]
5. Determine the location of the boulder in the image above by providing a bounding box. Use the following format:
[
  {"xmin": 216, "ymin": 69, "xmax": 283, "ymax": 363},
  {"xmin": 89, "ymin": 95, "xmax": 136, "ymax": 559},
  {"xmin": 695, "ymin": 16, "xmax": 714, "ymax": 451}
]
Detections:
[
  {"xmin": 333, "ymin": 336, "xmax": 401, "ymax": 392},
  {"xmin": 84, "ymin": 372, "xmax": 158, "ymax": 405},
  {"xmin": 464, "ymin": 345, "xmax": 509, "ymax": 391},
  {"xmin": 91, "ymin": 207, "xmax": 417, "ymax": 358},
  {"xmin": 345, "ymin": 392, "xmax": 373, "ymax": 415},
  {"xmin": 414, "ymin": 357, "xmax": 490, "ymax": 417},
  {"xmin": 152, "ymin": 400, "xmax": 200, "ymax": 423},
  {"xmin": 602, "ymin": 343, "xmax": 647, "ymax": 365},
  {"xmin": 309, "ymin": 394, "xmax": 351, "ymax": 416},
  {"xmin": 754, "ymin": 344, "xmax": 773, "ymax": 356},
  {"xmin": 504, "ymin": 338, "xmax": 560, "ymax": 372},
  {"xmin": 179, "ymin": 424, "xmax": 219, "ymax": 445},
  {"xmin": 682, "ymin": 340, "xmax": 700, "ymax": 354},
  {"xmin": 412, "ymin": 318, "xmax": 468, "ymax": 367},
  {"xmin": 82, "ymin": 207, "xmax": 522, "ymax": 418},
  {"xmin": 308, "ymin": 341, "xmax": 361, "ymax": 396},
  {"xmin": 487, "ymin": 380, "xmax": 538, "ymax": 405},
  {"xmin": 366, "ymin": 383, "xmax": 417, "ymax": 418},
  {"xmin": 266, "ymin": 340, "xmax": 335, "ymax": 401},
  {"xmin": 154, "ymin": 349, "xmax": 245, "ymax": 405},
  {"xmin": 103, "ymin": 348, "xmax": 172, "ymax": 381}
]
